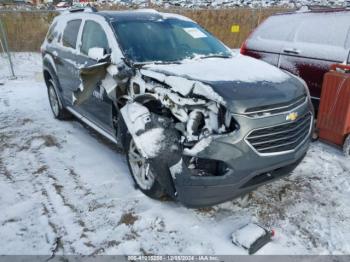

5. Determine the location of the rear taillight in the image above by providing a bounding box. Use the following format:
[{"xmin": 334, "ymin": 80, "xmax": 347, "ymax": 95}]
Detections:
[
  {"xmin": 240, "ymin": 40, "xmax": 248, "ymax": 55},
  {"xmin": 240, "ymin": 30, "xmax": 253, "ymax": 55}
]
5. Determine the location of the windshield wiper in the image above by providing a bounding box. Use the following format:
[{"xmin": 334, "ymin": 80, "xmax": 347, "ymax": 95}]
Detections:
[
  {"xmin": 200, "ymin": 54, "xmax": 232, "ymax": 59},
  {"xmin": 133, "ymin": 61, "xmax": 182, "ymax": 67},
  {"xmin": 154, "ymin": 61, "xmax": 182, "ymax": 65}
]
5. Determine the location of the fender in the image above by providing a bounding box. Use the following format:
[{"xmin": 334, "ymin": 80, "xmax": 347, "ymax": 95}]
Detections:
[
  {"xmin": 43, "ymin": 53, "xmax": 57, "ymax": 75},
  {"xmin": 120, "ymin": 101, "xmax": 180, "ymax": 197},
  {"xmin": 120, "ymin": 102, "xmax": 157, "ymax": 158},
  {"xmin": 42, "ymin": 55, "xmax": 66, "ymax": 107}
]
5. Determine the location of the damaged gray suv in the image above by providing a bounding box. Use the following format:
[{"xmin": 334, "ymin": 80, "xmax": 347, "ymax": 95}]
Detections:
[{"xmin": 42, "ymin": 8, "xmax": 314, "ymax": 207}]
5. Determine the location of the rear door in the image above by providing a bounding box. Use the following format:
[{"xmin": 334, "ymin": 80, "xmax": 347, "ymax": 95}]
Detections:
[
  {"xmin": 278, "ymin": 12, "xmax": 350, "ymax": 101},
  {"xmin": 75, "ymin": 19, "xmax": 114, "ymax": 134},
  {"xmin": 55, "ymin": 18, "xmax": 82, "ymax": 104},
  {"xmin": 242, "ymin": 14, "xmax": 299, "ymax": 66}
]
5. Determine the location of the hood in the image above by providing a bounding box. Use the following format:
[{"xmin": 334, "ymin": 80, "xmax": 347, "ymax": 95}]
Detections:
[{"xmin": 141, "ymin": 55, "xmax": 306, "ymax": 114}]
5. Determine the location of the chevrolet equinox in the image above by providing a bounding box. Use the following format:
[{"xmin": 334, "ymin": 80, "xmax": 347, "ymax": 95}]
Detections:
[{"xmin": 41, "ymin": 8, "xmax": 314, "ymax": 207}]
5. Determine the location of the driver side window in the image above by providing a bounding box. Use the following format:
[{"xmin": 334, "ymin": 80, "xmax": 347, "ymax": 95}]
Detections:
[{"xmin": 81, "ymin": 20, "xmax": 109, "ymax": 55}]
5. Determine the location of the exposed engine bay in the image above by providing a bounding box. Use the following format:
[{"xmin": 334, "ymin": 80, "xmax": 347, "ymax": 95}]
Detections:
[{"xmin": 73, "ymin": 62, "xmax": 237, "ymax": 166}]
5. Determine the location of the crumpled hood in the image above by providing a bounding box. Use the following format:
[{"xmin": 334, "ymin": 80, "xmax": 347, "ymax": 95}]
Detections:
[
  {"xmin": 142, "ymin": 55, "xmax": 306, "ymax": 114},
  {"xmin": 205, "ymin": 77, "xmax": 306, "ymax": 114}
]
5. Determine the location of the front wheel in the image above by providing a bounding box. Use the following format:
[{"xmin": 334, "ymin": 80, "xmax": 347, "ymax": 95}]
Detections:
[
  {"xmin": 343, "ymin": 135, "xmax": 350, "ymax": 158},
  {"xmin": 126, "ymin": 136, "xmax": 167, "ymax": 200},
  {"xmin": 47, "ymin": 79, "xmax": 71, "ymax": 120}
]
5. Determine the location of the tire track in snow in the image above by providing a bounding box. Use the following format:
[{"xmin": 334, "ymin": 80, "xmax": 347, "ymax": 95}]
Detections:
[
  {"xmin": 0, "ymin": 82, "xmax": 137, "ymax": 255},
  {"xmin": 25, "ymin": 138, "xmax": 98, "ymax": 255},
  {"xmin": 0, "ymin": 98, "xmax": 95, "ymax": 255}
]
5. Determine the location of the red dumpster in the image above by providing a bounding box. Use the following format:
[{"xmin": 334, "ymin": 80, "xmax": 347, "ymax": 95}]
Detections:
[{"xmin": 317, "ymin": 64, "xmax": 350, "ymax": 157}]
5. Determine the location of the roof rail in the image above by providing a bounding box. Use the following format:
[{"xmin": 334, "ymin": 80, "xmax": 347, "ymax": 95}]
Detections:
[
  {"xmin": 297, "ymin": 5, "xmax": 348, "ymax": 12},
  {"xmin": 68, "ymin": 6, "xmax": 98, "ymax": 13}
]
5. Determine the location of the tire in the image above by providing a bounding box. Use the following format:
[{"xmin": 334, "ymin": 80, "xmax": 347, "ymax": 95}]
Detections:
[
  {"xmin": 125, "ymin": 132, "xmax": 168, "ymax": 200},
  {"xmin": 47, "ymin": 78, "xmax": 71, "ymax": 120},
  {"xmin": 343, "ymin": 135, "xmax": 350, "ymax": 158}
]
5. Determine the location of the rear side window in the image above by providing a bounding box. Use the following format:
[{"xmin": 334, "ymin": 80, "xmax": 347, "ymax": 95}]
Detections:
[
  {"xmin": 47, "ymin": 22, "xmax": 58, "ymax": 43},
  {"xmin": 62, "ymin": 19, "xmax": 82, "ymax": 49},
  {"xmin": 251, "ymin": 15, "xmax": 299, "ymax": 41},
  {"xmin": 81, "ymin": 21, "xmax": 109, "ymax": 55},
  {"xmin": 295, "ymin": 14, "xmax": 350, "ymax": 47}
]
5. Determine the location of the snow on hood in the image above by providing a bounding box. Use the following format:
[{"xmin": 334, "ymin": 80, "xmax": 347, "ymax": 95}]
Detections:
[
  {"xmin": 141, "ymin": 54, "xmax": 305, "ymax": 114},
  {"xmin": 143, "ymin": 54, "xmax": 289, "ymax": 83}
]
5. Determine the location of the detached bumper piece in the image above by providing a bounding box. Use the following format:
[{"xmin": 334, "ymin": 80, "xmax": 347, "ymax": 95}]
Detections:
[
  {"xmin": 317, "ymin": 64, "xmax": 350, "ymax": 157},
  {"xmin": 231, "ymin": 223, "xmax": 274, "ymax": 255}
]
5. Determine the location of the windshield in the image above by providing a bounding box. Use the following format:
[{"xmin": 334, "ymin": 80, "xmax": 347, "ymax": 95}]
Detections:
[{"xmin": 112, "ymin": 19, "xmax": 231, "ymax": 63}]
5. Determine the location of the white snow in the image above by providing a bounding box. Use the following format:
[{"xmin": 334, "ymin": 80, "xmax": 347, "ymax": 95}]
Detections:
[
  {"xmin": 123, "ymin": 102, "xmax": 151, "ymax": 132},
  {"xmin": 136, "ymin": 128, "xmax": 165, "ymax": 158},
  {"xmin": 144, "ymin": 54, "xmax": 289, "ymax": 83},
  {"xmin": 121, "ymin": 102, "xmax": 165, "ymax": 158},
  {"xmin": 163, "ymin": 75, "xmax": 195, "ymax": 96},
  {"xmin": 161, "ymin": 12, "xmax": 194, "ymax": 22},
  {"xmin": 184, "ymin": 137, "xmax": 213, "ymax": 156},
  {"xmin": 1, "ymin": 53, "xmax": 350, "ymax": 255},
  {"xmin": 142, "ymin": 69, "xmax": 226, "ymax": 106},
  {"xmin": 169, "ymin": 159, "xmax": 183, "ymax": 179},
  {"xmin": 87, "ymin": 47, "xmax": 106, "ymax": 61}
]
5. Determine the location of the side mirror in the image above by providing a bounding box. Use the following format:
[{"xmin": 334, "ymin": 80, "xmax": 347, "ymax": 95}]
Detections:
[{"xmin": 88, "ymin": 47, "xmax": 110, "ymax": 62}]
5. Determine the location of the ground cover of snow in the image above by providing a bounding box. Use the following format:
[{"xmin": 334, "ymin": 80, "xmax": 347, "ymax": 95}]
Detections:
[{"xmin": 1, "ymin": 53, "xmax": 350, "ymax": 256}]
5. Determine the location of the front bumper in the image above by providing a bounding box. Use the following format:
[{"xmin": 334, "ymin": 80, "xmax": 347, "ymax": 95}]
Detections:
[{"xmin": 172, "ymin": 101, "xmax": 314, "ymax": 208}]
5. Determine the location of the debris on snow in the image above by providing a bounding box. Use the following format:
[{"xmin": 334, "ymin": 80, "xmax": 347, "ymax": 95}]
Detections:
[
  {"xmin": 231, "ymin": 223, "xmax": 273, "ymax": 254},
  {"xmin": 233, "ymin": 224, "xmax": 265, "ymax": 247}
]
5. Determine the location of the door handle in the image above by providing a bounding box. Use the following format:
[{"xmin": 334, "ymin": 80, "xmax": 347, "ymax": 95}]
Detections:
[{"xmin": 283, "ymin": 48, "xmax": 300, "ymax": 55}]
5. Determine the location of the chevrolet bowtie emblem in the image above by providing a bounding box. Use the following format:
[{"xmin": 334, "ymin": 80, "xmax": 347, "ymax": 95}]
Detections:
[{"xmin": 286, "ymin": 112, "xmax": 298, "ymax": 121}]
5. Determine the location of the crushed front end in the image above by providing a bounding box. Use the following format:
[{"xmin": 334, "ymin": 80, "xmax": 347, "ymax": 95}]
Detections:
[
  {"xmin": 170, "ymin": 95, "xmax": 313, "ymax": 207},
  {"xmin": 73, "ymin": 54, "xmax": 314, "ymax": 208}
]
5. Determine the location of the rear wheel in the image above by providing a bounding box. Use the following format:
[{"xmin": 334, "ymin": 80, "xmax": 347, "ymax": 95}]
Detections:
[
  {"xmin": 126, "ymin": 135, "xmax": 167, "ymax": 199},
  {"xmin": 343, "ymin": 135, "xmax": 350, "ymax": 158},
  {"xmin": 47, "ymin": 79, "xmax": 71, "ymax": 120}
]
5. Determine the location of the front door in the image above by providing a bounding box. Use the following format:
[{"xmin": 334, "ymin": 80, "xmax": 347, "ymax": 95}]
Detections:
[{"xmin": 75, "ymin": 20, "xmax": 114, "ymax": 134}]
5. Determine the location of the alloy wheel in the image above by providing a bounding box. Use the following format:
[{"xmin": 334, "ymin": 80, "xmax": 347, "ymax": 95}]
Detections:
[{"xmin": 128, "ymin": 139, "xmax": 155, "ymax": 190}]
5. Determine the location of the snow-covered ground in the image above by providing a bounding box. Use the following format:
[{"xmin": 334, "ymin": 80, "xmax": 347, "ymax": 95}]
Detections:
[{"xmin": 1, "ymin": 53, "xmax": 350, "ymax": 256}]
